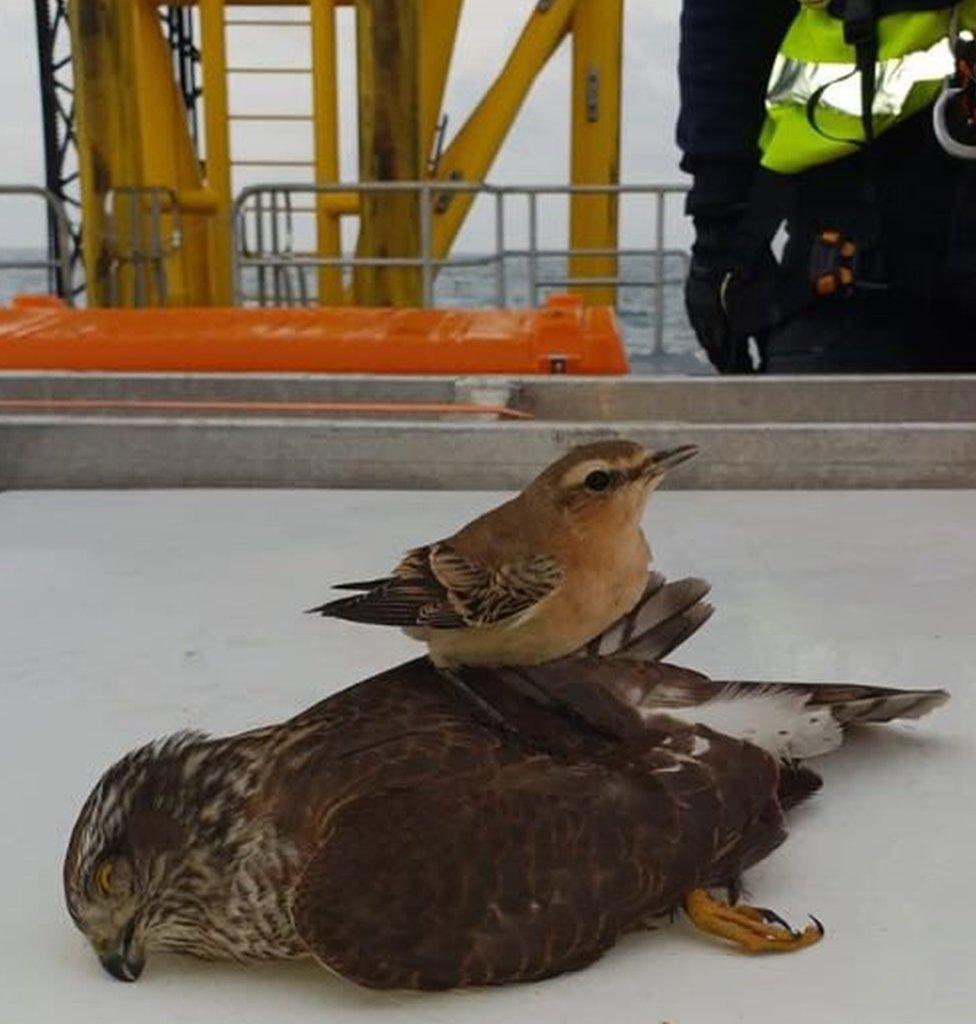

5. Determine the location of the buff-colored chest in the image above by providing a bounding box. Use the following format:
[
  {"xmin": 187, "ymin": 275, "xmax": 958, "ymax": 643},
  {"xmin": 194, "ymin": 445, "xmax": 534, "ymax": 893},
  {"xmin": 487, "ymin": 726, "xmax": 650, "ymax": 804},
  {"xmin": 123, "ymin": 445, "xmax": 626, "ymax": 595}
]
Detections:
[{"xmin": 425, "ymin": 525, "xmax": 650, "ymax": 666}]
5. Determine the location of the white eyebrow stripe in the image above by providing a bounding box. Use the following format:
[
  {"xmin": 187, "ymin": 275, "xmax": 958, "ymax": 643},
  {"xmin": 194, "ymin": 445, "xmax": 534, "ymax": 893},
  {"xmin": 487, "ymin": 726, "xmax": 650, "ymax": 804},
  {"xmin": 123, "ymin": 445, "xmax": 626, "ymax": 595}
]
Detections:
[
  {"xmin": 560, "ymin": 456, "xmax": 646, "ymax": 489},
  {"xmin": 560, "ymin": 459, "xmax": 613, "ymax": 489}
]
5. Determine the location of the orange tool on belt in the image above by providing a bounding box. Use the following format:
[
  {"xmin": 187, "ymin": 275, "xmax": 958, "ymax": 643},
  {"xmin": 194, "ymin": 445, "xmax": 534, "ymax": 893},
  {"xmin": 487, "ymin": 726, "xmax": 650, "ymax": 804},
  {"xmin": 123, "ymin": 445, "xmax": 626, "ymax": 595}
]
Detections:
[{"xmin": 811, "ymin": 230, "xmax": 858, "ymax": 297}]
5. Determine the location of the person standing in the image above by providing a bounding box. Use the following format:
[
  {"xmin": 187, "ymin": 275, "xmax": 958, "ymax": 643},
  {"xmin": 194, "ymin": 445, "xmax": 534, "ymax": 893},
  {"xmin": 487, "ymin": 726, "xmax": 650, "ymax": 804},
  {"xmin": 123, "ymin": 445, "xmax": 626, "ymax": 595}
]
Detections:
[{"xmin": 679, "ymin": 0, "xmax": 976, "ymax": 373}]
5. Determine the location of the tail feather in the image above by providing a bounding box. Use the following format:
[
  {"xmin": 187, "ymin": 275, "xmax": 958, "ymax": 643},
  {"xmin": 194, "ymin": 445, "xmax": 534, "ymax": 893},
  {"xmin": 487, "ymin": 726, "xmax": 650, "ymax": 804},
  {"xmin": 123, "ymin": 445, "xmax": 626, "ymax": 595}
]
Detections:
[
  {"xmin": 713, "ymin": 681, "xmax": 951, "ymax": 725},
  {"xmin": 327, "ymin": 577, "xmax": 396, "ymax": 592},
  {"xmin": 777, "ymin": 764, "xmax": 824, "ymax": 810}
]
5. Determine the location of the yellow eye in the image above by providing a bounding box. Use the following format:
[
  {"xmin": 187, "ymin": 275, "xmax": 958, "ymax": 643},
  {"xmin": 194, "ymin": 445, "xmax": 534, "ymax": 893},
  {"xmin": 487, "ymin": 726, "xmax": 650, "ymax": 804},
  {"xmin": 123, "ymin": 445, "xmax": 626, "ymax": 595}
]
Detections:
[{"xmin": 95, "ymin": 860, "xmax": 113, "ymax": 896}]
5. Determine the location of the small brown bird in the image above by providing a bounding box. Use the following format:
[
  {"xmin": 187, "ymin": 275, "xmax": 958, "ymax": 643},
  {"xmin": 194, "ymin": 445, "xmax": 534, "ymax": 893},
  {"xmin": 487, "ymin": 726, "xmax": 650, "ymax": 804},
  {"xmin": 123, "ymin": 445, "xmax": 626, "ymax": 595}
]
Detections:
[{"xmin": 308, "ymin": 439, "xmax": 698, "ymax": 666}]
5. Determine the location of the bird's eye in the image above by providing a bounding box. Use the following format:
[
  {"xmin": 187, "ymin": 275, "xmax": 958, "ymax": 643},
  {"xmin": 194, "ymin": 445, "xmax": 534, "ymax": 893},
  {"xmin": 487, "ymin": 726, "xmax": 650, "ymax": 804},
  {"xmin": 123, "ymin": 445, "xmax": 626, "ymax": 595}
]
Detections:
[
  {"xmin": 584, "ymin": 470, "xmax": 612, "ymax": 492},
  {"xmin": 94, "ymin": 860, "xmax": 114, "ymax": 896}
]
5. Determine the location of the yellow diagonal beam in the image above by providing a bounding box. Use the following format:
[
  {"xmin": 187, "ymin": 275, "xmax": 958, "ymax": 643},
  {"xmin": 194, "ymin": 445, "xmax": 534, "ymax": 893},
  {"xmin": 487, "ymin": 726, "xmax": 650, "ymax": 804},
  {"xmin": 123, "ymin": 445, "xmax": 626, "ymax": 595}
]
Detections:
[
  {"xmin": 431, "ymin": 0, "xmax": 576, "ymax": 258},
  {"xmin": 420, "ymin": 0, "xmax": 463, "ymax": 168}
]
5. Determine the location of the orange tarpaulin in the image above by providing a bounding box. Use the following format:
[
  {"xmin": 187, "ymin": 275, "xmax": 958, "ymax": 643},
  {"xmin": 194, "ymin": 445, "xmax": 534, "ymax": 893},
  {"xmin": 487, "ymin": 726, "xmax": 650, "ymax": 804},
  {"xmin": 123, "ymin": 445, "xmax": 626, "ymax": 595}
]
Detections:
[{"xmin": 0, "ymin": 294, "xmax": 627, "ymax": 375}]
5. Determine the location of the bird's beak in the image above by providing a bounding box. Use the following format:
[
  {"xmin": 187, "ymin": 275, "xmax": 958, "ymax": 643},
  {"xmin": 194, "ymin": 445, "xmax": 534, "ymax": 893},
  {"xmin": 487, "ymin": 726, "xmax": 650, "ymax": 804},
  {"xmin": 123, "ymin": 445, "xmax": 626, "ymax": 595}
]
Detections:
[
  {"xmin": 99, "ymin": 920, "xmax": 144, "ymax": 982},
  {"xmin": 645, "ymin": 444, "xmax": 699, "ymax": 476}
]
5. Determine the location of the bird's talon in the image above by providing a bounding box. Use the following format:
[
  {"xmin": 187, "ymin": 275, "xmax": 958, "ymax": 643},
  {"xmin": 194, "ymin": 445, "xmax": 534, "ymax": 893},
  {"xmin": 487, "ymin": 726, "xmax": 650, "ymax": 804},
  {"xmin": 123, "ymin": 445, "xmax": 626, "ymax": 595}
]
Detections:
[
  {"xmin": 683, "ymin": 889, "xmax": 824, "ymax": 954},
  {"xmin": 758, "ymin": 907, "xmax": 793, "ymax": 930}
]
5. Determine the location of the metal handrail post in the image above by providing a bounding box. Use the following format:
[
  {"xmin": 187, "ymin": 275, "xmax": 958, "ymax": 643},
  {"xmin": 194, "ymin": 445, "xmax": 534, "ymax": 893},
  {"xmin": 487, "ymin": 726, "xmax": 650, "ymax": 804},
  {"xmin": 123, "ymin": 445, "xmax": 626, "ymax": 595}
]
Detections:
[
  {"xmin": 290, "ymin": 187, "xmax": 309, "ymax": 306},
  {"xmin": 254, "ymin": 192, "xmax": 267, "ymax": 307},
  {"xmin": 127, "ymin": 191, "xmax": 144, "ymax": 308},
  {"xmin": 150, "ymin": 189, "xmax": 168, "ymax": 305},
  {"xmin": 269, "ymin": 189, "xmax": 283, "ymax": 306},
  {"xmin": 527, "ymin": 191, "xmax": 539, "ymax": 307},
  {"xmin": 51, "ymin": 193, "xmax": 73, "ymax": 303},
  {"xmin": 653, "ymin": 188, "xmax": 665, "ymax": 356},
  {"xmin": 420, "ymin": 182, "xmax": 433, "ymax": 307},
  {"xmin": 494, "ymin": 191, "xmax": 506, "ymax": 306},
  {"xmin": 230, "ymin": 196, "xmax": 242, "ymax": 305},
  {"xmin": 281, "ymin": 191, "xmax": 296, "ymax": 307}
]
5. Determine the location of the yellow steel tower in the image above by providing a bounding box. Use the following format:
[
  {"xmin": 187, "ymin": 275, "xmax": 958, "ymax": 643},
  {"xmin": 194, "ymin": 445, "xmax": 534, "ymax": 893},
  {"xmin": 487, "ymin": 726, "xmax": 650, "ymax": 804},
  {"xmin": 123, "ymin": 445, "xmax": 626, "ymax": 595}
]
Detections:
[{"xmin": 69, "ymin": 0, "xmax": 624, "ymax": 308}]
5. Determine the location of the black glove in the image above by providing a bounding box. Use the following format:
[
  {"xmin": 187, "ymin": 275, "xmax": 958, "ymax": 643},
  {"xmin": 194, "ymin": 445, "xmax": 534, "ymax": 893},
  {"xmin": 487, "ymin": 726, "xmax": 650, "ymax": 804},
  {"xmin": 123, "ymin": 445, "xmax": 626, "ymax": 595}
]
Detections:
[{"xmin": 685, "ymin": 213, "xmax": 781, "ymax": 373}]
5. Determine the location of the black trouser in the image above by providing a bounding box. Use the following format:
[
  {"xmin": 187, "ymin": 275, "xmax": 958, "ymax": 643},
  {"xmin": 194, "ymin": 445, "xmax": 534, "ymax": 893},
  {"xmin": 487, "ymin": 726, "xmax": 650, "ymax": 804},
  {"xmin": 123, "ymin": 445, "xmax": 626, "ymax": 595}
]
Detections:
[{"xmin": 764, "ymin": 111, "xmax": 976, "ymax": 373}]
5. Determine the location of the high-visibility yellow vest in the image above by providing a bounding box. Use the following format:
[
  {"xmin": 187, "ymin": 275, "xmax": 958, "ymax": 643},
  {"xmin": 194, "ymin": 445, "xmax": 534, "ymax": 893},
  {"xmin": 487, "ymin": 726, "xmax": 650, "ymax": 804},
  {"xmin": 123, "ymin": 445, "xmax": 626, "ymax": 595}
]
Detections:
[{"xmin": 760, "ymin": 2, "xmax": 976, "ymax": 173}]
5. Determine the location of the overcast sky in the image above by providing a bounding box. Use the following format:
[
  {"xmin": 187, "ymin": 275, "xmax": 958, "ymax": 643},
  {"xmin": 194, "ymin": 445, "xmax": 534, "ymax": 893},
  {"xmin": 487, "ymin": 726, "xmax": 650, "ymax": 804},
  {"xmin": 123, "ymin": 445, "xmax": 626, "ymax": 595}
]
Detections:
[{"xmin": 0, "ymin": 2, "xmax": 687, "ymax": 250}]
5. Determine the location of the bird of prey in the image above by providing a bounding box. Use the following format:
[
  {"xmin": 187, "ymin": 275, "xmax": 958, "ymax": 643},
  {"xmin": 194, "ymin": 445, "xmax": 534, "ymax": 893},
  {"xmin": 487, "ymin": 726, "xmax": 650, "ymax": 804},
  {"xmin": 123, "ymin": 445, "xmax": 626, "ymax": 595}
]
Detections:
[
  {"xmin": 307, "ymin": 439, "xmax": 699, "ymax": 666},
  {"xmin": 64, "ymin": 573, "xmax": 947, "ymax": 989}
]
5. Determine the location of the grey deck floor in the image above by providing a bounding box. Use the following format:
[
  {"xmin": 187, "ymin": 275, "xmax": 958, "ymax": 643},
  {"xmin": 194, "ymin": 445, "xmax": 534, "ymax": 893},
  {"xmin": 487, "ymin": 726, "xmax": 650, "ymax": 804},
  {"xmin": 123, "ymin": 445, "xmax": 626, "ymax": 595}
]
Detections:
[{"xmin": 1, "ymin": 488, "xmax": 974, "ymax": 1023}]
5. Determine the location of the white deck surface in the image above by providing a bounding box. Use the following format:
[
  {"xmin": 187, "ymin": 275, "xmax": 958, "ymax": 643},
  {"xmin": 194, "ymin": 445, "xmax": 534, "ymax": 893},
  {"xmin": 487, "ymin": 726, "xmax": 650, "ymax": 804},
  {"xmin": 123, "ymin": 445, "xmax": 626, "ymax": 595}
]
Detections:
[{"xmin": 1, "ymin": 488, "xmax": 974, "ymax": 1024}]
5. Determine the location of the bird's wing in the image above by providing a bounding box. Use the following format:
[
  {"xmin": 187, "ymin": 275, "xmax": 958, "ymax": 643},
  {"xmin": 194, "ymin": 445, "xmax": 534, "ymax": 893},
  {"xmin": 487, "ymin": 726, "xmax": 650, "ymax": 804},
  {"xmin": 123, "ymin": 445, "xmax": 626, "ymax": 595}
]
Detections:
[
  {"xmin": 485, "ymin": 655, "xmax": 949, "ymax": 762},
  {"xmin": 431, "ymin": 546, "xmax": 564, "ymax": 626},
  {"xmin": 307, "ymin": 543, "xmax": 563, "ymax": 629},
  {"xmin": 576, "ymin": 572, "xmax": 713, "ymax": 660},
  {"xmin": 290, "ymin": 730, "xmax": 784, "ymax": 991},
  {"xmin": 489, "ymin": 574, "xmax": 947, "ymax": 742}
]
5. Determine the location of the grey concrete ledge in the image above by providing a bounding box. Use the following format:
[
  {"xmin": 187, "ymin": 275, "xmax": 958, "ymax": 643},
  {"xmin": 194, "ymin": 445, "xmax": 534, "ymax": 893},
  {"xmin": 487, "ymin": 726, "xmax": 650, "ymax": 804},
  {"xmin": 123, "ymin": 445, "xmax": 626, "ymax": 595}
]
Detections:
[
  {"xmin": 2, "ymin": 416, "xmax": 975, "ymax": 490},
  {"xmin": 3, "ymin": 372, "xmax": 974, "ymax": 423},
  {"xmin": 3, "ymin": 373, "xmax": 974, "ymax": 489},
  {"xmin": 511, "ymin": 374, "xmax": 976, "ymax": 423}
]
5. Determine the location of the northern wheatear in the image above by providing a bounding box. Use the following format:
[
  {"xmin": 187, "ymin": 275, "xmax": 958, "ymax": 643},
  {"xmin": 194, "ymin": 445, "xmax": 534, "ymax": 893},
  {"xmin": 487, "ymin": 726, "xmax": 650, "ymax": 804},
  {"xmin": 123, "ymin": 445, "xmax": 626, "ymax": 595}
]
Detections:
[{"xmin": 308, "ymin": 440, "xmax": 698, "ymax": 666}]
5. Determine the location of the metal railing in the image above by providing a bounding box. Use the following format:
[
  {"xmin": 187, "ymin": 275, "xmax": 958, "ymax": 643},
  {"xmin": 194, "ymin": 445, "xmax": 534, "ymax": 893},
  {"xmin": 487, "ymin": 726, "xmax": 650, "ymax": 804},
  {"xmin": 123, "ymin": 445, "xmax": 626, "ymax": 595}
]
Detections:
[
  {"xmin": 231, "ymin": 181, "xmax": 690, "ymax": 354},
  {"xmin": 0, "ymin": 185, "xmax": 74, "ymax": 304},
  {"xmin": 102, "ymin": 186, "xmax": 183, "ymax": 308}
]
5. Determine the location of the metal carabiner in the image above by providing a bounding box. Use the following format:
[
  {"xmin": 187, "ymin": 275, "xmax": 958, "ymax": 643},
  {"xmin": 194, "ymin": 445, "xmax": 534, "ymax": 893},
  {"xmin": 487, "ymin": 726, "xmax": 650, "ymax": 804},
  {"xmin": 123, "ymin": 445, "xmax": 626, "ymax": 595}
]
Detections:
[
  {"xmin": 933, "ymin": 11, "xmax": 976, "ymax": 159},
  {"xmin": 933, "ymin": 84, "xmax": 976, "ymax": 158}
]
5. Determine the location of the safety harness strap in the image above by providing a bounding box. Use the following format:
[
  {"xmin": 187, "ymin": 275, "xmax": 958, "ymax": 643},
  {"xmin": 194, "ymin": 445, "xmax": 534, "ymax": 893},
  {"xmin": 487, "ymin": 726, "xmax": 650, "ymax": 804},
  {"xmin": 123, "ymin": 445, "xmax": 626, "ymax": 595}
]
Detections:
[
  {"xmin": 844, "ymin": 0, "xmax": 879, "ymax": 144},
  {"xmin": 803, "ymin": 0, "xmax": 880, "ymax": 147}
]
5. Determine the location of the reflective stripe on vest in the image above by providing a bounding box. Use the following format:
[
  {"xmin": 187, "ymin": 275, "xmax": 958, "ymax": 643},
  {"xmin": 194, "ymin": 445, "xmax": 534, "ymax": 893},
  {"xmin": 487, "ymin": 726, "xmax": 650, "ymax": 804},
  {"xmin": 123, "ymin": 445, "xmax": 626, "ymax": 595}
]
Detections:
[
  {"xmin": 766, "ymin": 35, "xmax": 953, "ymax": 118},
  {"xmin": 759, "ymin": 4, "xmax": 976, "ymax": 173}
]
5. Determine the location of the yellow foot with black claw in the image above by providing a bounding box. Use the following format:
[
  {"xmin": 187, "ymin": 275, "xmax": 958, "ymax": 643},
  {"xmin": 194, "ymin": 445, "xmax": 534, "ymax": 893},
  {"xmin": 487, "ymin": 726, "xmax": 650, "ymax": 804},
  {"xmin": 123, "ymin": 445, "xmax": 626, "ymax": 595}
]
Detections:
[{"xmin": 683, "ymin": 888, "xmax": 824, "ymax": 954}]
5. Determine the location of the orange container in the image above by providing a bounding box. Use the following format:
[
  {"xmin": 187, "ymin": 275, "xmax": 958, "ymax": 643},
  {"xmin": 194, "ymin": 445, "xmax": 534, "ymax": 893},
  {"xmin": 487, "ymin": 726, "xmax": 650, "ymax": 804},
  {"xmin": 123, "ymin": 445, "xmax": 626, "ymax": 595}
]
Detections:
[{"xmin": 0, "ymin": 293, "xmax": 628, "ymax": 375}]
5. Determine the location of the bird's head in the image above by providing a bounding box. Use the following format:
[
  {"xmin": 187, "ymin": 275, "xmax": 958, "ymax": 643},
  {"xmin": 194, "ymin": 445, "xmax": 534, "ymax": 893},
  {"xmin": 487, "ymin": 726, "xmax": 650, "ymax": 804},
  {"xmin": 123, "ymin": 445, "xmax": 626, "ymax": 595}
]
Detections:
[
  {"xmin": 529, "ymin": 439, "xmax": 698, "ymax": 526},
  {"xmin": 63, "ymin": 730, "xmax": 256, "ymax": 980}
]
